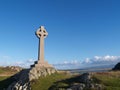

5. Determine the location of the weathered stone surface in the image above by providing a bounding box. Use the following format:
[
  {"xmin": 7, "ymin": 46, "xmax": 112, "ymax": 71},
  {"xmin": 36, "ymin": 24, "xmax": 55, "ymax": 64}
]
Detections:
[
  {"xmin": 6, "ymin": 66, "xmax": 22, "ymax": 72},
  {"xmin": 67, "ymin": 73, "xmax": 103, "ymax": 90},
  {"xmin": 29, "ymin": 66, "xmax": 56, "ymax": 81},
  {"xmin": 7, "ymin": 69, "xmax": 31, "ymax": 90},
  {"xmin": 7, "ymin": 67, "xmax": 57, "ymax": 90},
  {"xmin": 79, "ymin": 73, "xmax": 92, "ymax": 84}
]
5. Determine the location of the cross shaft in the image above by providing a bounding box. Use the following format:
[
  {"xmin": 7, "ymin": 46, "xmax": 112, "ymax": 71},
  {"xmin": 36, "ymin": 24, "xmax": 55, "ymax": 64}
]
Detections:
[{"xmin": 36, "ymin": 26, "xmax": 48, "ymax": 62}]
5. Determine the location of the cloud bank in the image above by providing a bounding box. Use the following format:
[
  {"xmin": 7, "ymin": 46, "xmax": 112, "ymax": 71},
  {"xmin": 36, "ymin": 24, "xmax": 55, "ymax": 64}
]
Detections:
[
  {"xmin": 0, "ymin": 55, "xmax": 120, "ymax": 69},
  {"xmin": 83, "ymin": 55, "xmax": 120, "ymax": 64},
  {"xmin": 54, "ymin": 55, "xmax": 120, "ymax": 69}
]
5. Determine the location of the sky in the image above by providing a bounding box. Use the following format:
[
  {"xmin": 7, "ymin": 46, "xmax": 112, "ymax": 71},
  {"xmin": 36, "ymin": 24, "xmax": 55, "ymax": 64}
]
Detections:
[{"xmin": 0, "ymin": 0, "xmax": 120, "ymax": 69}]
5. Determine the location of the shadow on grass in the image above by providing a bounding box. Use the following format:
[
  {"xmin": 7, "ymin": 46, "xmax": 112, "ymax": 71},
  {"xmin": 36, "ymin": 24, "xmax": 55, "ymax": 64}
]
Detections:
[
  {"xmin": 49, "ymin": 75, "xmax": 82, "ymax": 90},
  {"xmin": 0, "ymin": 76, "xmax": 16, "ymax": 90},
  {"xmin": 0, "ymin": 69, "xmax": 29, "ymax": 90}
]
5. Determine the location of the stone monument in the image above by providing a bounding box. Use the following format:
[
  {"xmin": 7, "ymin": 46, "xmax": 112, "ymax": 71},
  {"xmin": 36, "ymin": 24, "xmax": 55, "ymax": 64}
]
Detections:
[
  {"xmin": 29, "ymin": 26, "xmax": 56, "ymax": 81},
  {"xmin": 7, "ymin": 26, "xmax": 56, "ymax": 90},
  {"xmin": 31, "ymin": 26, "xmax": 52, "ymax": 68}
]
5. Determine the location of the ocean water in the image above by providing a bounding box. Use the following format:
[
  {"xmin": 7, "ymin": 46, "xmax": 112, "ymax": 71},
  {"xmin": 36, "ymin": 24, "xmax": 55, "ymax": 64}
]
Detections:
[{"xmin": 69, "ymin": 69, "xmax": 111, "ymax": 74}]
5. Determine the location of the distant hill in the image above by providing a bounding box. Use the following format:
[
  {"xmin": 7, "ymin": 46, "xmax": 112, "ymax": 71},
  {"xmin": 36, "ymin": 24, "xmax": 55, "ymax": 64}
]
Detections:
[
  {"xmin": 0, "ymin": 66, "xmax": 22, "ymax": 89},
  {"xmin": 0, "ymin": 66, "xmax": 22, "ymax": 76},
  {"xmin": 112, "ymin": 62, "xmax": 120, "ymax": 70}
]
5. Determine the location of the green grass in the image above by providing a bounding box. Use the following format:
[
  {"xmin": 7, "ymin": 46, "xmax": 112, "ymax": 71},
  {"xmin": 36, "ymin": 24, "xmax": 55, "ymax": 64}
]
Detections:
[
  {"xmin": 31, "ymin": 71, "xmax": 120, "ymax": 90},
  {"xmin": 0, "ymin": 67, "xmax": 120, "ymax": 90},
  {"xmin": 0, "ymin": 76, "xmax": 14, "ymax": 90},
  {"xmin": 31, "ymin": 72, "xmax": 72, "ymax": 90},
  {"xmin": 0, "ymin": 76, "xmax": 9, "ymax": 81},
  {"xmin": 0, "ymin": 67, "xmax": 18, "ymax": 75},
  {"xmin": 0, "ymin": 67, "xmax": 7, "ymax": 74},
  {"xmin": 0, "ymin": 67, "xmax": 19, "ymax": 89},
  {"xmin": 93, "ymin": 71, "xmax": 120, "ymax": 90}
]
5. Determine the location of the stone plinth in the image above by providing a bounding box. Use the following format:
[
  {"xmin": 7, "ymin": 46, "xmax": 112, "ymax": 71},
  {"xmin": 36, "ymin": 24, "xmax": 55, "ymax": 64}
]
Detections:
[{"xmin": 31, "ymin": 60, "xmax": 53, "ymax": 68}]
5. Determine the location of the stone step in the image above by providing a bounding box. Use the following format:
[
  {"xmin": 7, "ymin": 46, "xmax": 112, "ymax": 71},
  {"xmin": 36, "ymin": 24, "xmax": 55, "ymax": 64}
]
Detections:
[
  {"xmin": 31, "ymin": 64, "xmax": 35, "ymax": 68},
  {"xmin": 34, "ymin": 61, "xmax": 38, "ymax": 64},
  {"xmin": 31, "ymin": 61, "xmax": 53, "ymax": 68}
]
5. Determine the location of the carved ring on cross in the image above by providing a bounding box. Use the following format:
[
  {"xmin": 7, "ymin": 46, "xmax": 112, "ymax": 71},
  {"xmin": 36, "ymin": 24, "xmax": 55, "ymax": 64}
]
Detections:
[{"xmin": 36, "ymin": 26, "xmax": 48, "ymax": 38}]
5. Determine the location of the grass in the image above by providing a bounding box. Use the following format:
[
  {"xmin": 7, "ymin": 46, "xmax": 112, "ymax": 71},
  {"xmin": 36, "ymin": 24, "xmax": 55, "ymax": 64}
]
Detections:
[
  {"xmin": 31, "ymin": 71, "xmax": 120, "ymax": 90},
  {"xmin": 0, "ymin": 76, "xmax": 15, "ymax": 89},
  {"xmin": 0, "ymin": 67, "xmax": 19, "ymax": 89},
  {"xmin": 0, "ymin": 67, "xmax": 18, "ymax": 76},
  {"xmin": 93, "ymin": 71, "xmax": 120, "ymax": 90},
  {"xmin": 0, "ymin": 76, "xmax": 8, "ymax": 81},
  {"xmin": 31, "ymin": 72, "xmax": 72, "ymax": 90},
  {"xmin": 0, "ymin": 66, "xmax": 120, "ymax": 90}
]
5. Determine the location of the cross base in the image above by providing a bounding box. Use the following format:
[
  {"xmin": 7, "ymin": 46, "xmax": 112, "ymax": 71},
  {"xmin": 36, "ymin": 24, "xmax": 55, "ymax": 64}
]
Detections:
[{"xmin": 31, "ymin": 60, "xmax": 53, "ymax": 68}]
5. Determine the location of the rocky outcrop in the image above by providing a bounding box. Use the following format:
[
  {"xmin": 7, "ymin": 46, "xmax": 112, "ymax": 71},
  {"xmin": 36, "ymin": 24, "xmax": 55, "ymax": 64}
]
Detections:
[
  {"xmin": 7, "ymin": 66, "xmax": 57, "ymax": 90},
  {"xmin": 7, "ymin": 69, "xmax": 30, "ymax": 90},
  {"xmin": 6, "ymin": 66, "xmax": 22, "ymax": 72},
  {"xmin": 67, "ymin": 83, "xmax": 103, "ymax": 90},
  {"xmin": 67, "ymin": 73, "xmax": 103, "ymax": 90},
  {"xmin": 29, "ymin": 66, "xmax": 56, "ymax": 81},
  {"xmin": 113, "ymin": 62, "xmax": 120, "ymax": 70}
]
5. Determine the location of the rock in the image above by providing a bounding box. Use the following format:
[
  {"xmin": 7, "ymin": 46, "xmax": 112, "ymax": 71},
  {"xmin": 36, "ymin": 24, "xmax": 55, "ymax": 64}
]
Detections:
[
  {"xmin": 7, "ymin": 66, "xmax": 57, "ymax": 90},
  {"xmin": 113, "ymin": 62, "xmax": 120, "ymax": 70},
  {"xmin": 7, "ymin": 69, "xmax": 31, "ymax": 90},
  {"xmin": 94, "ymin": 84, "xmax": 103, "ymax": 90},
  {"xmin": 66, "ymin": 73, "xmax": 104, "ymax": 90},
  {"xmin": 6, "ymin": 66, "xmax": 22, "ymax": 72},
  {"xmin": 67, "ymin": 89, "xmax": 72, "ymax": 90},
  {"xmin": 29, "ymin": 67, "xmax": 57, "ymax": 81},
  {"xmin": 79, "ymin": 73, "xmax": 92, "ymax": 84}
]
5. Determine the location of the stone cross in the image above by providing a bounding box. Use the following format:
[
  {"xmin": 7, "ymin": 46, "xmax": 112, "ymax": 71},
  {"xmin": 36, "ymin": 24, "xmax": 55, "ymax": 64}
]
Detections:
[{"xmin": 36, "ymin": 26, "xmax": 48, "ymax": 63}]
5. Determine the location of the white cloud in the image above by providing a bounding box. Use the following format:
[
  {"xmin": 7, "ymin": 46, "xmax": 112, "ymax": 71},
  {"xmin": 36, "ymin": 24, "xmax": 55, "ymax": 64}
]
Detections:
[
  {"xmin": 14, "ymin": 61, "xmax": 24, "ymax": 66},
  {"xmin": 84, "ymin": 58, "xmax": 91, "ymax": 63},
  {"xmin": 54, "ymin": 55, "xmax": 120, "ymax": 69},
  {"xmin": 27, "ymin": 58, "xmax": 35, "ymax": 63},
  {"xmin": 53, "ymin": 60, "xmax": 82, "ymax": 69},
  {"xmin": 84, "ymin": 55, "xmax": 120, "ymax": 64},
  {"xmin": 0, "ymin": 55, "xmax": 120, "ymax": 69},
  {"xmin": 15, "ymin": 59, "xmax": 35, "ymax": 68}
]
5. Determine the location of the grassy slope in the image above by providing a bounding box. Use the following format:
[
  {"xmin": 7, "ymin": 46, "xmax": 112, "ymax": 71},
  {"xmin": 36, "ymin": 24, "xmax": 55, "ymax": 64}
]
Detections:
[
  {"xmin": 0, "ymin": 67, "xmax": 18, "ymax": 76},
  {"xmin": 0, "ymin": 76, "xmax": 9, "ymax": 81},
  {"xmin": 0, "ymin": 67, "xmax": 16, "ymax": 81},
  {"xmin": 31, "ymin": 72, "xmax": 72, "ymax": 90},
  {"xmin": 0, "ymin": 67, "xmax": 120, "ymax": 90},
  {"xmin": 31, "ymin": 71, "xmax": 120, "ymax": 90},
  {"xmin": 0, "ymin": 67, "xmax": 19, "ymax": 89},
  {"xmin": 93, "ymin": 71, "xmax": 120, "ymax": 90}
]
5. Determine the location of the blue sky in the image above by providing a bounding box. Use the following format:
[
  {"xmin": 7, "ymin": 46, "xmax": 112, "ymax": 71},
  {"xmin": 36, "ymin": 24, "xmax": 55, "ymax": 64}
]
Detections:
[{"xmin": 0, "ymin": 0, "xmax": 120, "ymax": 69}]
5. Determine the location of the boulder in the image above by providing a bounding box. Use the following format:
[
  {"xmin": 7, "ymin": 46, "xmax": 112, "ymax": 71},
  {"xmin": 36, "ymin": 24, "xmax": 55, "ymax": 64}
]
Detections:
[{"xmin": 67, "ymin": 73, "xmax": 103, "ymax": 90}]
